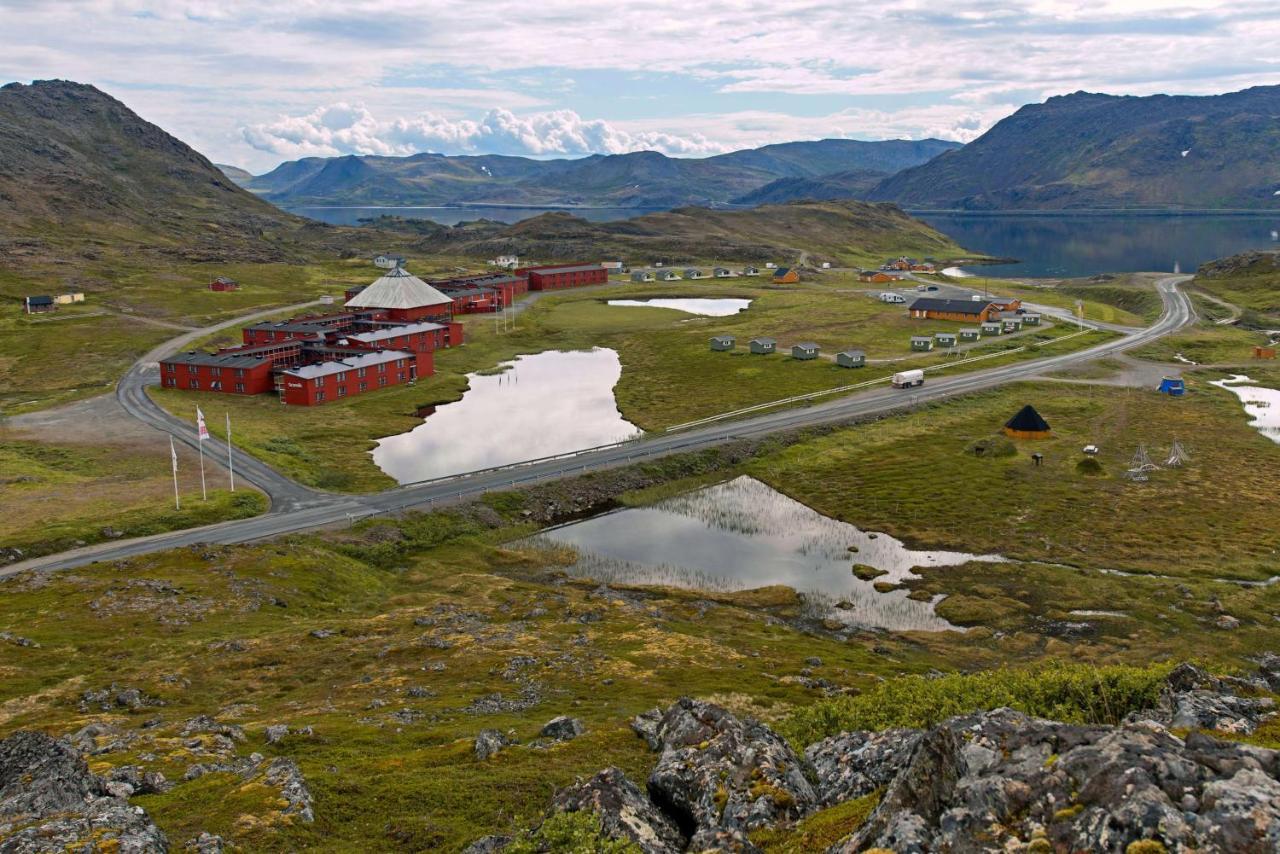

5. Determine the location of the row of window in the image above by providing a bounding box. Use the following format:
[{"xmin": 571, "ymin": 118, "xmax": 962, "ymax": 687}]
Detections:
[
  {"xmin": 166, "ymin": 364, "xmax": 249, "ymax": 378},
  {"xmin": 165, "ymin": 378, "xmax": 246, "ymax": 392}
]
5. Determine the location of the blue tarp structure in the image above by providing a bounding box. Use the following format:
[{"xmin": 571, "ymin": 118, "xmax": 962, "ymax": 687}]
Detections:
[{"xmin": 1158, "ymin": 377, "xmax": 1186, "ymax": 396}]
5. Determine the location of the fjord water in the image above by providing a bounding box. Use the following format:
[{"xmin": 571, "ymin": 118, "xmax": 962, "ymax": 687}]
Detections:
[
  {"xmin": 371, "ymin": 348, "xmax": 641, "ymax": 483},
  {"xmin": 917, "ymin": 212, "xmax": 1280, "ymax": 278},
  {"xmin": 533, "ymin": 476, "xmax": 1006, "ymax": 632},
  {"xmin": 607, "ymin": 298, "xmax": 752, "ymax": 316}
]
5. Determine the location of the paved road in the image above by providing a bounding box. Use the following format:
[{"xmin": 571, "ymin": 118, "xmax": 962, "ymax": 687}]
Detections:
[
  {"xmin": 118, "ymin": 299, "xmax": 331, "ymax": 512},
  {"xmin": 4, "ymin": 276, "xmax": 1193, "ymax": 576}
]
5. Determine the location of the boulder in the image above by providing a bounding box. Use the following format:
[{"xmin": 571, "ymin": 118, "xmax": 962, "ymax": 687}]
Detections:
[
  {"xmin": 475, "ymin": 729, "xmax": 514, "ymax": 760},
  {"xmin": 262, "ymin": 757, "xmax": 314, "ymax": 823},
  {"xmin": 551, "ymin": 766, "xmax": 685, "ymax": 853},
  {"xmin": 540, "ymin": 716, "xmax": 586, "ymax": 742},
  {"xmin": 0, "ymin": 730, "xmax": 168, "ymax": 852},
  {"xmin": 645, "ymin": 698, "xmax": 816, "ymax": 839},
  {"xmin": 805, "ymin": 727, "xmax": 922, "ymax": 807},
  {"xmin": 828, "ymin": 708, "xmax": 1280, "ymax": 853},
  {"xmin": 264, "ymin": 724, "xmax": 290, "ymax": 745}
]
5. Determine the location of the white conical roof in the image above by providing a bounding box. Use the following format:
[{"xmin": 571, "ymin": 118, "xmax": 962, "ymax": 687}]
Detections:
[{"xmin": 345, "ymin": 267, "xmax": 453, "ymax": 311}]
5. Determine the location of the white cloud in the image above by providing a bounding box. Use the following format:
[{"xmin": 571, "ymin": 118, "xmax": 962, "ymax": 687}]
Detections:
[{"xmin": 243, "ymin": 104, "xmax": 730, "ymax": 159}]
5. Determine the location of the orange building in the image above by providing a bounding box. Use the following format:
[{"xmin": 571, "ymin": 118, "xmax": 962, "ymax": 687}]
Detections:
[
  {"xmin": 909, "ymin": 297, "xmax": 1019, "ymax": 323},
  {"xmin": 772, "ymin": 267, "xmax": 800, "ymax": 284}
]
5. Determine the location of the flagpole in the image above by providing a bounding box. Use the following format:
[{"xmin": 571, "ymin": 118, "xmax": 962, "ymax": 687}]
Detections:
[
  {"xmin": 226, "ymin": 412, "xmax": 235, "ymax": 492},
  {"xmin": 169, "ymin": 436, "xmax": 180, "ymax": 511},
  {"xmin": 196, "ymin": 408, "xmax": 207, "ymax": 501}
]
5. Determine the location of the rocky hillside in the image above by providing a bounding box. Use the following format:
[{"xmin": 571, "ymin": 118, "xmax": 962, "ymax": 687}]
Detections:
[
  {"xmin": 415, "ymin": 199, "xmax": 967, "ymax": 265},
  {"xmin": 0, "ymin": 80, "xmax": 350, "ymax": 264},
  {"xmin": 477, "ymin": 660, "xmax": 1280, "ymax": 852},
  {"xmin": 245, "ymin": 139, "xmax": 960, "ymax": 209},
  {"xmin": 871, "ymin": 86, "xmax": 1280, "ymax": 210}
]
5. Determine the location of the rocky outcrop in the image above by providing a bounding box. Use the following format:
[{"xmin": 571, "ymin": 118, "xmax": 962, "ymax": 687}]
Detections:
[
  {"xmin": 645, "ymin": 698, "xmax": 816, "ymax": 841},
  {"xmin": 838, "ymin": 709, "xmax": 1280, "ymax": 853},
  {"xmin": 0, "ymin": 730, "xmax": 168, "ymax": 852},
  {"xmin": 469, "ymin": 660, "xmax": 1280, "ymax": 853},
  {"xmin": 551, "ymin": 767, "xmax": 685, "ymax": 854}
]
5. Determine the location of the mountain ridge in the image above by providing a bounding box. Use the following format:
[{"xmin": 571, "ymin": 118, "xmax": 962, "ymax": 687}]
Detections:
[
  {"xmin": 870, "ymin": 85, "xmax": 1280, "ymax": 210},
  {"xmin": 243, "ymin": 138, "xmax": 962, "ymax": 208}
]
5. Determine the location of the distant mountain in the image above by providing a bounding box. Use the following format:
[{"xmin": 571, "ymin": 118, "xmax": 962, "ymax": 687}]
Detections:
[
  {"xmin": 731, "ymin": 169, "xmax": 889, "ymax": 205},
  {"xmin": 0, "ymin": 80, "xmax": 335, "ymax": 263},
  {"xmin": 870, "ymin": 86, "xmax": 1280, "ymax": 210},
  {"xmin": 244, "ymin": 139, "xmax": 961, "ymax": 209},
  {"xmin": 408, "ymin": 199, "xmax": 966, "ymax": 267},
  {"xmin": 216, "ymin": 163, "xmax": 254, "ymax": 186}
]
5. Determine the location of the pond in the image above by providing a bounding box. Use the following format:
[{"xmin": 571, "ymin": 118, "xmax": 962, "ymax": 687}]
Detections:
[
  {"xmin": 917, "ymin": 212, "xmax": 1280, "ymax": 278},
  {"xmin": 371, "ymin": 348, "xmax": 641, "ymax": 483},
  {"xmin": 606, "ymin": 298, "xmax": 752, "ymax": 317},
  {"xmin": 528, "ymin": 475, "xmax": 1006, "ymax": 632},
  {"xmin": 1210, "ymin": 375, "xmax": 1280, "ymax": 444},
  {"xmin": 287, "ymin": 205, "xmax": 660, "ymax": 227}
]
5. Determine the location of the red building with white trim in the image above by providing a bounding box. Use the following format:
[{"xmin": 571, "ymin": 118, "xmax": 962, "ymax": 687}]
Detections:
[
  {"xmin": 278, "ymin": 349, "xmax": 423, "ymax": 406},
  {"xmin": 516, "ymin": 263, "xmax": 609, "ymax": 291}
]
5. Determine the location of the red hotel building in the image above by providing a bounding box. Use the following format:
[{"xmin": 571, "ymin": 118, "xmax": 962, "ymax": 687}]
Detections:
[
  {"xmin": 516, "ymin": 263, "xmax": 609, "ymax": 291},
  {"xmin": 278, "ymin": 349, "xmax": 423, "ymax": 406},
  {"xmin": 160, "ymin": 348, "xmax": 292, "ymax": 395}
]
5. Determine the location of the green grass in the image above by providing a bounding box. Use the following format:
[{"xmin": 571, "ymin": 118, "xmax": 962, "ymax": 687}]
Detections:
[
  {"xmin": 778, "ymin": 661, "xmax": 1175, "ymax": 746},
  {"xmin": 744, "ymin": 374, "xmax": 1280, "ymax": 578},
  {"xmin": 0, "ymin": 437, "xmax": 266, "ymax": 559},
  {"xmin": 5, "ymin": 371, "xmax": 1280, "ymax": 850},
  {"xmin": 751, "ymin": 791, "xmax": 881, "ymax": 852},
  {"xmin": 1130, "ymin": 324, "xmax": 1268, "ymax": 364},
  {"xmin": 150, "ymin": 275, "xmax": 1110, "ymax": 492}
]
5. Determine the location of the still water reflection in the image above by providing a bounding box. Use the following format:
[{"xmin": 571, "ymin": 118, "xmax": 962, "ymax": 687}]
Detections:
[
  {"xmin": 372, "ymin": 348, "xmax": 641, "ymax": 483},
  {"xmin": 531, "ymin": 476, "xmax": 1006, "ymax": 632},
  {"xmin": 607, "ymin": 298, "xmax": 752, "ymax": 316},
  {"xmin": 1211, "ymin": 375, "xmax": 1280, "ymax": 444},
  {"xmin": 917, "ymin": 213, "xmax": 1279, "ymax": 278}
]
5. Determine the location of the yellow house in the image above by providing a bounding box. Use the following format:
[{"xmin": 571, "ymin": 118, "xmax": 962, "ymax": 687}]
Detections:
[{"xmin": 53, "ymin": 293, "xmax": 85, "ymax": 304}]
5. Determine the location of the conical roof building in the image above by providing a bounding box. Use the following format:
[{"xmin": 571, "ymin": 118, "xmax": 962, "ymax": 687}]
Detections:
[
  {"xmin": 345, "ymin": 267, "xmax": 453, "ymax": 321},
  {"xmin": 1003, "ymin": 404, "xmax": 1051, "ymax": 439}
]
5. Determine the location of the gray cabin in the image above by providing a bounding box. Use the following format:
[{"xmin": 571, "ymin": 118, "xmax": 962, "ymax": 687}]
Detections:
[
  {"xmin": 710, "ymin": 335, "xmax": 735, "ymax": 352},
  {"xmin": 980, "ymin": 321, "xmax": 1003, "ymax": 336},
  {"xmin": 959, "ymin": 328, "xmax": 981, "ymax": 342},
  {"xmin": 791, "ymin": 342, "xmax": 820, "ymax": 361},
  {"xmin": 910, "ymin": 336, "xmax": 934, "ymax": 352},
  {"xmin": 749, "ymin": 337, "xmax": 776, "ymax": 355},
  {"xmin": 713, "ymin": 267, "xmax": 732, "ymax": 278},
  {"xmin": 935, "ymin": 332, "xmax": 957, "ymax": 348},
  {"xmin": 684, "ymin": 268, "xmax": 705, "ymax": 279},
  {"xmin": 742, "ymin": 266, "xmax": 760, "ymax": 276},
  {"xmin": 836, "ymin": 349, "xmax": 866, "ymax": 368},
  {"xmin": 656, "ymin": 270, "xmax": 681, "ymax": 281},
  {"xmin": 630, "ymin": 270, "xmax": 655, "ymax": 283},
  {"xmin": 1022, "ymin": 312, "xmax": 1042, "ymax": 326},
  {"xmin": 1002, "ymin": 317, "xmax": 1024, "ymax": 332}
]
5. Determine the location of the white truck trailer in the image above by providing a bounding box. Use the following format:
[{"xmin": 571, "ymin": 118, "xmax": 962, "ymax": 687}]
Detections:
[{"xmin": 891, "ymin": 369, "xmax": 925, "ymax": 389}]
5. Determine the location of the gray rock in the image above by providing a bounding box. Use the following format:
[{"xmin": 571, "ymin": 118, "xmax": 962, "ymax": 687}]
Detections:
[
  {"xmin": 462, "ymin": 835, "xmax": 511, "ymax": 854},
  {"xmin": 180, "ymin": 715, "xmax": 246, "ymax": 743},
  {"xmin": 264, "ymin": 724, "xmax": 290, "ymax": 745},
  {"xmin": 262, "ymin": 757, "xmax": 314, "ymax": 823},
  {"xmin": 646, "ymin": 698, "xmax": 816, "ymax": 839},
  {"xmin": 0, "ymin": 730, "xmax": 169, "ymax": 852},
  {"xmin": 551, "ymin": 766, "xmax": 685, "ymax": 853},
  {"xmin": 475, "ymin": 729, "xmax": 514, "ymax": 760},
  {"xmin": 805, "ymin": 727, "xmax": 922, "ymax": 807},
  {"xmin": 185, "ymin": 832, "xmax": 225, "ymax": 853},
  {"xmin": 631, "ymin": 708, "xmax": 663, "ymax": 751},
  {"xmin": 540, "ymin": 715, "xmax": 586, "ymax": 742},
  {"xmin": 829, "ymin": 708, "xmax": 1280, "ymax": 854}
]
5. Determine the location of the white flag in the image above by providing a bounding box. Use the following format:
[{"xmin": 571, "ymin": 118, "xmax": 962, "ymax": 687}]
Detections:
[
  {"xmin": 196, "ymin": 407, "xmax": 210, "ymax": 441},
  {"xmin": 170, "ymin": 436, "xmax": 178, "ymax": 473}
]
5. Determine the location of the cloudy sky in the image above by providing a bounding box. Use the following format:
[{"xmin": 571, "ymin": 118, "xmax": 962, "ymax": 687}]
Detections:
[{"xmin": 3, "ymin": 0, "xmax": 1278, "ymax": 173}]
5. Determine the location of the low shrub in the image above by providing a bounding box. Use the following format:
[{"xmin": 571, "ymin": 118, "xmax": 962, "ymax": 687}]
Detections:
[
  {"xmin": 505, "ymin": 811, "xmax": 641, "ymax": 854},
  {"xmin": 779, "ymin": 660, "xmax": 1175, "ymax": 746}
]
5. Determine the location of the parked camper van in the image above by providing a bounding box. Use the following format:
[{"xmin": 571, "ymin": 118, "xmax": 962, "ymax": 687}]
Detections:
[
  {"xmin": 891, "ymin": 369, "xmax": 925, "ymax": 389},
  {"xmin": 879, "ymin": 292, "xmax": 907, "ymax": 304}
]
